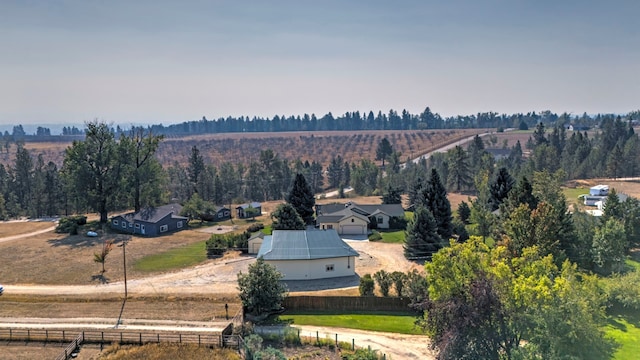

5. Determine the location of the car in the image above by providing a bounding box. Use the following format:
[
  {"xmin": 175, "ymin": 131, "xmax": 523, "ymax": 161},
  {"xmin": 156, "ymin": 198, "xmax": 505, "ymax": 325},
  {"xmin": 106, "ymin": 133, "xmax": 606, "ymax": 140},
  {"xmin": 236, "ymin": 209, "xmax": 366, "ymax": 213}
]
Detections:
[
  {"xmin": 86, "ymin": 231, "xmax": 98, "ymax": 237},
  {"xmin": 0, "ymin": 285, "xmax": 4, "ymax": 295}
]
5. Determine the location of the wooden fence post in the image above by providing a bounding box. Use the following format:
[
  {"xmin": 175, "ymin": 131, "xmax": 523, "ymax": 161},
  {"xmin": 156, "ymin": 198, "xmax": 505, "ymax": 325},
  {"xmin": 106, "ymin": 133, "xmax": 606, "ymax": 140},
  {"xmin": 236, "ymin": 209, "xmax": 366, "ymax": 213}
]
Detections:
[
  {"xmin": 335, "ymin": 334, "xmax": 338, "ymax": 348},
  {"xmin": 139, "ymin": 333, "xmax": 142, "ymax": 345},
  {"xmin": 352, "ymin": 338, "xmax": 355, "ymax": 350},
  {"xmin": 157, "ymin": 334, "xmax": 160, "ymax": 343}
]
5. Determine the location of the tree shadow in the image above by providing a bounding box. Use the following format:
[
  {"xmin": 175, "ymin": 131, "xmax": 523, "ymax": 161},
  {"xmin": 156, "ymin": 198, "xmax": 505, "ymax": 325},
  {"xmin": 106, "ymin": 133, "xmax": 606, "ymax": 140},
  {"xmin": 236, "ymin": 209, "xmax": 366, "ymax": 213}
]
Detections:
[
  {"xmin": 91, "ymin": 273, "xmax": 110, "ymax": 284},
  {"xmin": 283, "ymin": 275, "xmax": 361, "ymax": 292},
  {"xmin": 48, "ymin": 233, "xmax": 129, "ymax": 249}
]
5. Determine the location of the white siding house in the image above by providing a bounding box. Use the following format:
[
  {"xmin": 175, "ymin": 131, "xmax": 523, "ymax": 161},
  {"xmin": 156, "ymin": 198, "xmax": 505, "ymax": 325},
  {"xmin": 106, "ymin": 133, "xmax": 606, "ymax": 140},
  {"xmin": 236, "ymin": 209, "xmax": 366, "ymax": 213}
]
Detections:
[{"xmin": 257, "ymin": 229, "xmax": 359, "ymax": 280}]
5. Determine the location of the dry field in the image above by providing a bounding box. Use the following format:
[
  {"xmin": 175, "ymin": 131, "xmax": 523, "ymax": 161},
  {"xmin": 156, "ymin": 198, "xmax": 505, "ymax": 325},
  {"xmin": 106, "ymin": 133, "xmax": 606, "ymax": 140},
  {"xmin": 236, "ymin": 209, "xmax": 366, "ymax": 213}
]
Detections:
[{"xmin": 0, "ymin": 129, "xmax": 486, "ymax": 169}]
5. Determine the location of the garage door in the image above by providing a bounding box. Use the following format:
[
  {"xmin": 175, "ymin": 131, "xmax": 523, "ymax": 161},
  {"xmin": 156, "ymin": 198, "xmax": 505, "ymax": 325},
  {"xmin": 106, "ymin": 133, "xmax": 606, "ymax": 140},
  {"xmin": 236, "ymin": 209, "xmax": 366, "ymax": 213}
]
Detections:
[{"xmin": 341, "ymin": 225, "xmax": 365, "ymax": 235}]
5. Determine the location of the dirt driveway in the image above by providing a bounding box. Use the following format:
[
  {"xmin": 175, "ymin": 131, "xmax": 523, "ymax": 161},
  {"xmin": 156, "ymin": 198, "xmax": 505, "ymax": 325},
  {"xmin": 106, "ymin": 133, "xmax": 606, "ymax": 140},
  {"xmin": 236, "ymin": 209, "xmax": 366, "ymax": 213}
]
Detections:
[{"xmin": 7, "ymin": 239, "xmax": 418, "ymax": 296}]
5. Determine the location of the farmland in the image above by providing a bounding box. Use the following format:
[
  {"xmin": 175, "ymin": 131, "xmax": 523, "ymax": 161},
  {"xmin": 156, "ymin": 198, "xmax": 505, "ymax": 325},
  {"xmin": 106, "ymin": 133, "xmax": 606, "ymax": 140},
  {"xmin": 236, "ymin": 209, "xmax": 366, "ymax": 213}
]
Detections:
[{"xmin": 0, "ymin": 129, "xmax": 486, "ymax": 169}]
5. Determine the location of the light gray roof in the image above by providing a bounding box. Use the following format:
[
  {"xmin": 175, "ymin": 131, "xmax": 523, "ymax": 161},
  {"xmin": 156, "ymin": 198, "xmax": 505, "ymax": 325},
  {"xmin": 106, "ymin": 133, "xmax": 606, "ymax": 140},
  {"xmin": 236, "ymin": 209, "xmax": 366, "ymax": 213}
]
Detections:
[
  {"xmin": 257, "ymin": 229, "xmax": 359, "ymax": 260},
  {"xmin": 316, "ymin": 208, "xmax": 370, "ymax": 224},
  {"xmin": 237, "ymin": 202, "xmax": 261, "ymax": 209},
  {"xmin": 317, "ymin": 202, "xmax": 405, "ymax": 218}
]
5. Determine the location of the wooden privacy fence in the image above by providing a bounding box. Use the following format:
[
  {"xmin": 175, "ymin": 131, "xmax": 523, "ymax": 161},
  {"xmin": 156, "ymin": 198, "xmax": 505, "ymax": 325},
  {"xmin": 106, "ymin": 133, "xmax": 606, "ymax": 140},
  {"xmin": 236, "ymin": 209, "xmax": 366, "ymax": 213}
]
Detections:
[
  {"xmin": 0, "ymin": 328, "xmax": 242, "ymax": 360},
  {"xmin": 283, "ymin": 296, "xmax": 411, "ymax": 312}
]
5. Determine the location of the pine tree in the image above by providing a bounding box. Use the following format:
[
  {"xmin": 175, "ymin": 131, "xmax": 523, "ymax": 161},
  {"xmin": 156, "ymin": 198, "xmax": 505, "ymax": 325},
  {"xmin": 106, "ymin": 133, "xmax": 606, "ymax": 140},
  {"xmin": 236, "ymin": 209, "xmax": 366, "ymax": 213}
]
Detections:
[
  {"xmin": 503, "ymin": 176, "xmax": 538, "ymax": 212},
  {"xmin": 286, "ymin": 173, "xmax": 316, "ymax": 224},
  {"xmin": 446, "ymin": 145, "xmax": 472, "ymax": 192},
  {"xmin": 423, "ymin": 169, "xmax": 453, "ymax": 240},
  {"xmin": 271, "ymin": 203, "xmax": 305, "ymax": 230},
  {"xmin": 376, "ymin": 137, "xmax": 393, "ymax": 167},
  {"xmin": 404, "ymin": 206, "xmax": 443, "ymax": 259},
  {"xmin": 488, "ymin": 167, "xmax": 515, "ymax": 211}
]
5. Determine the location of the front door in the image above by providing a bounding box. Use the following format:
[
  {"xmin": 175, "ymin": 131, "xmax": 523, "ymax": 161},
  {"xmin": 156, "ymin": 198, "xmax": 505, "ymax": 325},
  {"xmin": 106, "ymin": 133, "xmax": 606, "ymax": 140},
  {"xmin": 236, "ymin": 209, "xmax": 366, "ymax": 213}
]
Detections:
[{"xmin": 141, "ymin": 224, "xmax": 145, "ymax": 235}]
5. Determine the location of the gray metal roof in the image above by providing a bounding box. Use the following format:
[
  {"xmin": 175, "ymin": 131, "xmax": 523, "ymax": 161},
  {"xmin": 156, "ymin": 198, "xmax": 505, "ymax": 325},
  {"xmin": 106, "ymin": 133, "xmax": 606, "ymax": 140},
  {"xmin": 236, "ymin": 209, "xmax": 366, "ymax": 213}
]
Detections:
[
  {"xmin": 317, "ymin": 202, "xmax": 405, "ymax": 218},
  {"xmin": 257, "ymin": 229, "xmax": 359, "ymax": 260},
  {"xmin": 121, "ymin": 204, "xmax": 187, "ymax": 223}
]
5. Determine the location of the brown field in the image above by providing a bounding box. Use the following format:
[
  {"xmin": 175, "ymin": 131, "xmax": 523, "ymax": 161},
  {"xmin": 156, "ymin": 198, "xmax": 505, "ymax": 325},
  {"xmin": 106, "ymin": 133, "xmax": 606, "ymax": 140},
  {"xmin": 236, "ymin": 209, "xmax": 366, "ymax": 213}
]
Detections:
[
  {"xmin": 0, "ymin": 294, "xmax": 239, "ymax": 321},
  {"xmin": 0, "ymin": 129, "xmax": 486, "ymax": 169}
]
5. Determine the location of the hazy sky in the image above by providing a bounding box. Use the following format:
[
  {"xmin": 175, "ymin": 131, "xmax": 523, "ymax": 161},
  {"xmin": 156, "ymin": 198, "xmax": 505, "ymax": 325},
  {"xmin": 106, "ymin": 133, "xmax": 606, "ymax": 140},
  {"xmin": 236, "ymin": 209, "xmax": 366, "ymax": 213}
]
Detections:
[{"xmin": 1, "ymin": 0, "xmax": 639, "ymax": 126}]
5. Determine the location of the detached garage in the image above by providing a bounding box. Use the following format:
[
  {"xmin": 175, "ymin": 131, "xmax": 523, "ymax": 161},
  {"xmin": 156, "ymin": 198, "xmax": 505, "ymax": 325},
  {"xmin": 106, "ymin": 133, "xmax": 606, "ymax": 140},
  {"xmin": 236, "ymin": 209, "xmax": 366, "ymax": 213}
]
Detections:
[{"xmin": 257, "ymin": 229, "xmax": 359, "ymax": 280}]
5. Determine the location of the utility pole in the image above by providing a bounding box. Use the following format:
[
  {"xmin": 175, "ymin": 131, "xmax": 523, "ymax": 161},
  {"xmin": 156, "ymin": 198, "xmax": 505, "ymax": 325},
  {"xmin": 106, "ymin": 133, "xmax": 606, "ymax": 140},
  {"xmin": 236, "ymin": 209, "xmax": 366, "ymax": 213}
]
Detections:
[{"xmin": 118, "ymin": 237, "xmax": 129, "ymax": 299}]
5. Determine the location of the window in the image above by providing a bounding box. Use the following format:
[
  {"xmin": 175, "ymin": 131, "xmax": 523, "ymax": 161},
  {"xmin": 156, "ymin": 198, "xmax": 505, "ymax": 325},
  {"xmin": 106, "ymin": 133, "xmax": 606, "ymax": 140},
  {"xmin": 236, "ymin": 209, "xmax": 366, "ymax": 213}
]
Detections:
[
  {"xmin": 113, "ymin": 220, "xmax": 119, "ymax": 226},
  {"xmin": 135, "ymin": 223, "xmax": 140, "ymax": 229},
  {"xmin": 177, "ymin": 221, "xmax": 183, "ymax": 228},
  {"xmin": 351, "ymin": 218, "xmax": 354, "ymax": 222},
  {"xmin": 160, "ymin": 224, "xmax": 168, "ymax": 233},
  {"xmin": 326, "ymin": 224, "xmax": 333, "ymax": 229},
  {"xmin": 129, "ymin": 223, "xmax": 133, "ymax": 227},
  {"xmin": 224, "ymin": 211, "xmax": 230, "ymax": 217},
  {"xmin": 377, "ymin": 216, "xmax": 384, "ymax": 224},
  {"xmin": 122, "ymin": 221, "xmax": 126, "ymax": 228},
  {"xmin": 326, "ymin": 264, "xmax": 334, "ymax": 272}
]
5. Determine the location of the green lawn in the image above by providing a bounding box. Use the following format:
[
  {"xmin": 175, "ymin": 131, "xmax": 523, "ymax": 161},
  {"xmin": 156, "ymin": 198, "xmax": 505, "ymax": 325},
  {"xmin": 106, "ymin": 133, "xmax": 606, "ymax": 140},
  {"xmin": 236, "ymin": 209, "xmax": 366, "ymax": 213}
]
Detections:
[
  {"xmin": 133, "ymin": 240, "xmax": 208, "ymax": 272},
  {"xmin": 378, "ymin": 229, "xmax": 405, "ymax": 244},
  {"xmin": 279, "ymin": 312, "xmax": 423, "ymax": 335},
  {"xmin": 262, "ymin": 224, "xmax": 272, "ymax": 235},
  {"xmin": 563, "ymin": 187, "xmax": 589, "ymax": 204},
  {"xmin": 607, "ymin": 312, "xmax": 640, "ymax": 360}
]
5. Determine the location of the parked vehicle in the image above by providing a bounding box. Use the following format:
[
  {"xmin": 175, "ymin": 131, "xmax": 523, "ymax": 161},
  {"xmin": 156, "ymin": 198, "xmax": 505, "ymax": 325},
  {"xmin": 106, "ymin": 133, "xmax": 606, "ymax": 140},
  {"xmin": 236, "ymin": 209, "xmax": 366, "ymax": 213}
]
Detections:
[{"xmin": 0, "ymin": 285, "xmax": 4, "ymax": 295}]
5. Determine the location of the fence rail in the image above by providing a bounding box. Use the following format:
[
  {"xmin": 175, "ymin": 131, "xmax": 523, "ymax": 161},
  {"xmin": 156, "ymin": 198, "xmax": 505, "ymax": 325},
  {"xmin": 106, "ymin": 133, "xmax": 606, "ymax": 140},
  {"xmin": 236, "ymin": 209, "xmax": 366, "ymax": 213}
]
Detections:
[{"xmin": 0, "ymin": 328, "xmax": 243, "ymax": 359}]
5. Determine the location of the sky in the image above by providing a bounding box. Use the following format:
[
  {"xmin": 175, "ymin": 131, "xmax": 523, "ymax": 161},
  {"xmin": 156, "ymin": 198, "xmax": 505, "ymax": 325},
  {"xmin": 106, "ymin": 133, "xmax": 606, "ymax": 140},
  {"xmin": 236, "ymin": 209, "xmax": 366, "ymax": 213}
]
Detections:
[{"xmin": 1, "ymin": 0, "xmax": 639, "ymax": 130}]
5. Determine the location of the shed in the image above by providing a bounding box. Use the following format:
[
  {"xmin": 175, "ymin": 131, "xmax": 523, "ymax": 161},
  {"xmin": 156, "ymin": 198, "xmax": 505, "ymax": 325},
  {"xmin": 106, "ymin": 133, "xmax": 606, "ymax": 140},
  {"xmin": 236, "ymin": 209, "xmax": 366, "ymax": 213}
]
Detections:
[
  {"xmin": 248, "ymin": 231, "xmax": 265, "ymax": 254},
  {"xmin": 257, "ymin": 229, "xmax": 359, "ymax": 280},
  {"xmin": 590, "ymin": 185, "xmax": 609, "ymax": 196}
]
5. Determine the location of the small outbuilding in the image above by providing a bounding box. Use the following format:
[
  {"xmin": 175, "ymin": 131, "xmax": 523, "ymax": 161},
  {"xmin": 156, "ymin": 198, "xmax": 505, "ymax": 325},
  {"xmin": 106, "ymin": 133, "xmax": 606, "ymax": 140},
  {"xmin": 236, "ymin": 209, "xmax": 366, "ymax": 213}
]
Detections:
[
  {"xmin": 590, "ymin": 185, "xmax": 609, "ymax": 196},
  {"xmin": 257, "ymin": 229, "xmax": 359, "ymax": 280},
  {"xmin": 248, "ymin": 231, "xmax": 265, "ymax": 254}
]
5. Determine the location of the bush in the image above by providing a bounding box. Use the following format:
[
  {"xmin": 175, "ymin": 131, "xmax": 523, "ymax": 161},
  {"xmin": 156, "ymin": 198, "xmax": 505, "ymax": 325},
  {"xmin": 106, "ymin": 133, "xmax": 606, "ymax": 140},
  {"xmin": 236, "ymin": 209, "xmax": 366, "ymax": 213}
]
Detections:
[
  {"xmin": 368, "ymin": 230, "xmax": 382, "ymax": 241},
  {"xmin": 359, "ymin": 274, "xmax": 375, "ymax": 296},
  {"xmin": 56, "ymin": 215, "xmax": 87, "ymax": 234},
  {"xmin": 206, "ymin": 236, "xmax": 228, "ymax": 257},
  {"xmin": 247, "ymin": 223, "xmax": 265, "ymax": 233},
  {"xmin": 389, "ymin": 216, "xmax": 407, "ymax": 230}
]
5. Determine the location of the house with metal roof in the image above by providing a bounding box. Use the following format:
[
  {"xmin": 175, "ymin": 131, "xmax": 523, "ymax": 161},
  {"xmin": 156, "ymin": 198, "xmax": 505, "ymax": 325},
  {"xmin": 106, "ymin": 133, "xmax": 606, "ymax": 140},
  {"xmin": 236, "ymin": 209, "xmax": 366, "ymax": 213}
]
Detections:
[
  {"xmin": 110, "ymin": 204, "xmax": 188, "ymax": 236},
  {"xmin": 315, "ymin": 202, "xmax": 405, "ymax": 234},
  {"xmin": 257, "ymin": 229, "xmax": 359, "ymax": 280}
]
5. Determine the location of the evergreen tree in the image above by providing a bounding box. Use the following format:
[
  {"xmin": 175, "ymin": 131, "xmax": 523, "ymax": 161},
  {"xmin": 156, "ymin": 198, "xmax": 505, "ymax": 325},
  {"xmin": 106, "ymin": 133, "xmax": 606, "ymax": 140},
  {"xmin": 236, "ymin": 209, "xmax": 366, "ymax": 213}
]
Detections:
[
  {"xmin": 187, "ymin": 145, "xmax": 204, "ymax": 194},
  {"xmin": 271, "ymin": 203, "xmax": 305, "ymax": 230},
  {"xmin": 503, "ymin": 176, "xmax": 538, "ymax": 212},
  {"xmin": 381, "ymin": 183, "xmax": 402, "ymax": 204},
  {"xmin": 592, "ymin": 219, "xmax": 627, "ymax": 274},
  {"xmin": 488, "ymin": 167, "xmax": 515, "ymax": 211},
  {"xmin": 446, "ymin": 145, "xmax": 472, "ymax": 192},
  {"xmin": 63, "ymin": 121, "xmax": 124, "ymax": 223},
  {"xmin": 286, "ymin": 173, "xmax": 315, "ymax": 224},
  {"xmin": 457, "ymin": 201, "xmax": 471, "ymax": 224},
  {"xmin": 375, "ymin": 137, "xmax": 393, "ymax": 167},
  {"xmin": 423, "ymin": 169, "xmax": 453, "ymax": 240},
  {"xmin": 404, "ymin": 206, "xmax": 443, "ymax": 259}
]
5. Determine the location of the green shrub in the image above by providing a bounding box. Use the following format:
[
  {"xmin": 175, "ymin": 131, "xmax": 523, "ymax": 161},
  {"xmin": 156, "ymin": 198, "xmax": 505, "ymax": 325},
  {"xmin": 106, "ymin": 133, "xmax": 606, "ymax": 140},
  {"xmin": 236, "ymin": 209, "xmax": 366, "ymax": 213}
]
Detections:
[
  {"xmin": 389, "ymin": 216, "xmax": 407, "ymax": 230},
  {"xmin": 56, "ymin": 215, "xmax": 87, "ymax": 234},
  {"xmin": 342, "ymin": 348, "xmax": 384, "ymax": 360},
  {"xmin": 205, "ymin": 236, "xmax": 227, "ymax": 257},
  {"xmin": 254, "ymin": 346, "xmax": 286, "ymax": 360},
  {"xmin": 368, "ymin": 230, "xmax": 382, "ymax": 241},
  {"xmin": 359, "ymin": 274, "xmax": 375, "ymax": 296},
  {"xmin": 247, "ymin": 223, "xmax": 265, "ymax": 233},
  {"xmin": 605, "ymin": 271, "xmax": 640, "ymax": 310}
]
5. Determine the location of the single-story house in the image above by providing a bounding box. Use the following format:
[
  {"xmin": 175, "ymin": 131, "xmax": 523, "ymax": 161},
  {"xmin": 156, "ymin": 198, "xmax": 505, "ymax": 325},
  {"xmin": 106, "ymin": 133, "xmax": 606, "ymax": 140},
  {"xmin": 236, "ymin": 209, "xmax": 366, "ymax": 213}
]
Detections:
[
  {"xmin": 110, "ymin": 204, "xmax": 188, "ymax": 236},
  {"xmin": 315, "ymin": 202, "xmax": 405, "ymax": 234},
  {"xmin": 236, "ymin": 202, "xmax": 262, "ymax": 219},
  {"xmin": 257, "ymin": 229, "xmax": 359, "ymax": 280},
  {"xmin": 248, "ymin": 231, "xmax": 265, "ymax": 254},
  {"xmin": 316, "ymin": 208, "xmax": 370, "ymax": 235},
  {"xmin": 200, "ymin": 205, "xmax": 231, "ymax": 222}
]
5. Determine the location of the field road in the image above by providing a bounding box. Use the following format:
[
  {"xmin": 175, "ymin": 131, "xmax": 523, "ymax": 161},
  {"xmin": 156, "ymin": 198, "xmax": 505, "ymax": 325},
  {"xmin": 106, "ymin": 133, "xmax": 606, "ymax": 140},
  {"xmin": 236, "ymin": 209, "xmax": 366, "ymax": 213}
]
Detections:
[
  {"xmin": 257, "ymin": 325, "xmax": 434, "ymax": 360},
  {"xmin": 0, "ymin": 225, "xmax": 56, "ymax": 244}
]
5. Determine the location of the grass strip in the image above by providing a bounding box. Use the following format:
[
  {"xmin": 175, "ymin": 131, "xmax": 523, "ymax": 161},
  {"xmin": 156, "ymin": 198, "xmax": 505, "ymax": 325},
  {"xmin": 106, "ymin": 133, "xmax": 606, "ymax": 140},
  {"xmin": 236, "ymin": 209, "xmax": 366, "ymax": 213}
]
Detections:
[
  {"xmin": 133, "ymin": 241, "xmax": 207, "ymax": 272},
  {"xmin": 279, "ymin": 312, "xmax": 422, "ymax": 335}
]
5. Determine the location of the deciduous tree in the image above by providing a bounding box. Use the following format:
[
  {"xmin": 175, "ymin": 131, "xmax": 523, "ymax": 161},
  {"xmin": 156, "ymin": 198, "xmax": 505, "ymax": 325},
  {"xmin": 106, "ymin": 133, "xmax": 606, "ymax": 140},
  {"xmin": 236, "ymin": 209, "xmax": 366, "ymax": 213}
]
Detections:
[{"xmin": 237, "ymin": 257, "xmax": 288, "ymax": 316}]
